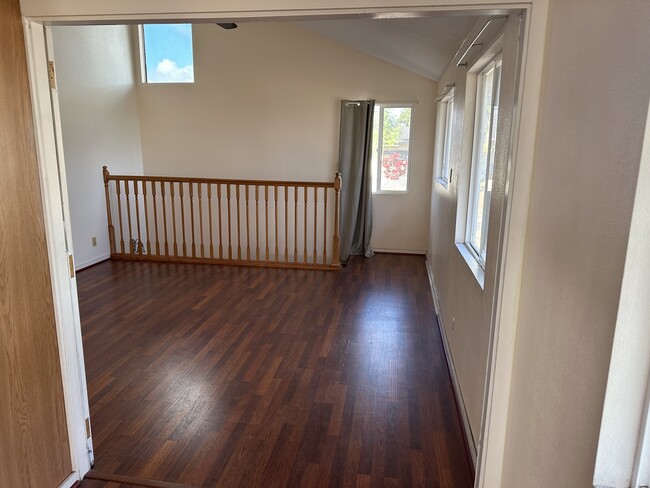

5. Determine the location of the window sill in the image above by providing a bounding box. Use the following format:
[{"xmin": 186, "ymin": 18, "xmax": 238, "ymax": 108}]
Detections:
[
  {"xmin": 456, "ymin": 242, "xmax": 485, "ymax": 289},
  {"xmin": 372, "ymin": 190, "xmax": 409, "ymax": 195},
  {"xmin": 436, "ymin": 177, "xmax": 450, "ymax": 190}
]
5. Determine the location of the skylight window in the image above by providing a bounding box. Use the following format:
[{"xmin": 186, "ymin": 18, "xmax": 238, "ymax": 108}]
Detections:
[{"xmin": 141, "ymin": 24, "xmax": 194, "ymax": 83}]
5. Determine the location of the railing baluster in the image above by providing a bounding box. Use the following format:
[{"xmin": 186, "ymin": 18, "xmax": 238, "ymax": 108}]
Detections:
[
  {"xmin": 208, "ymin": 184, "xmax": 214, "ymax": 259},
  {"xmin": 313, "ymin": 187, "xmax": 318, "ymax": 265},
  {"xmin": 255, "ymin": 185, "xmax": 260, "ymax": 261},
  {"xmin": 274, "ymin": 185, "xmax": 279, "ymax": 262},
  {"xmin": 152, "ymin": 181, "xmax": 160, "ymax": 255},
  {"xmin": 265, "ymin": 185, "xmax": 269, "ymax": 261},
  {"xmin": 284, "ymin": 185, "xmax": 288, "ymax": 263},
  {"xmin": 218, "ymin": 184, "xmax": 223, "ymax": 259},
  {"xmin": 116, "ymin": 178, "xmax": 124, "ymax": 253},
  {"xmin": 171, "ymin": 182, "xmax": 178, "ymax": 257},
  {"xmin": 125, "ymin": 179, "xmax": 133, "ymax": 253},
  {"xmin": 294, "ymin": 186, "xmax": 298, "ymax": 263},
  {"xmin": 245, "ymin": 185, "xmax": 250, "ymax": 261},
  {"xmin": 161, "ymin": 181, "xmax": 169, "ymax": 256},
  {"xmin": 134, "ymin": 180, "xmax": 142, "ymax": 254},
  {"xmin": 323, "ymin": 188, "xmax": 328, "ymax": 265},
  {"xmin": 198, "ymin": 183, "xmax": 204, "ymax": 258},
  {"xmin": 180, "ymin": 183, "xmax": 187, "ymax": 257},
  {"xmin": 143, "ymin": 181, "xmax": 151, "ymax": 255},
  {"xmin": 304, "ymin": 187, "xmax": 308, "ymax": 264},
  {"xmin": 236, "ymin": 185, "xmax": 242, "ymax": 260},
  {"xmin": 189, "ymin": 182, "xmax": 196, "ymax": 258},
  {"xmin": 227, "ymin": 184, "xmax": 232, "ymax": 260}
]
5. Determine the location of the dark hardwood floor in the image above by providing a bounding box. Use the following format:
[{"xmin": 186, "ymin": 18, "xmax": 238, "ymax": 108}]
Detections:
[{"xmin": 77, "ymin": 255, "xmax": 473, "ymax": 487}]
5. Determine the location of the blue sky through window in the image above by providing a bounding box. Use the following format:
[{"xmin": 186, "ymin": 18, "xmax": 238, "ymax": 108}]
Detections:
[{"xmin": 143, "ymin": 24, "xmax": 194, "ymax": 83}]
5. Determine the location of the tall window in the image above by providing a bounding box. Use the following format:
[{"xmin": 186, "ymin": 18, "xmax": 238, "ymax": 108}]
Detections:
[
  {"xmin": 371, "ymin": 104, "xmax": 413, "ymax": 193},
  {"xmin": 140, "ymin": 24, "xmax": 194, "ymax": 83},
  {"xmin": 466, "ymin": 55, "xmax": 502, "ymax": 265},
  {"xmin": 435, "ymin": 88, "xmax": 455, "ymax": 186}
]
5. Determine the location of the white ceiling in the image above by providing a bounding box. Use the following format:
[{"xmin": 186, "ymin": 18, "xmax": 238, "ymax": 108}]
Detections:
[{"xmin": 298, "ymin": 16, "xmax": 478, "ymax": 81}]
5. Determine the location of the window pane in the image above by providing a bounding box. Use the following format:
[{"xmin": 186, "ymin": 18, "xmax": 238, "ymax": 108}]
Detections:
[
  {"xmin": 379, "ymin": 107, "xmax": 411, "ymax": 192},
  {"xmin": 442, "ymin": 99, "xmax": 454, "ymax": 180},
  {"xmin": 468, "ymin": 56, "xmax": 501, "ymax": 264},
  {"xmin": 143, "ymin": 24, "xmax": 194, "ymax": 83}
]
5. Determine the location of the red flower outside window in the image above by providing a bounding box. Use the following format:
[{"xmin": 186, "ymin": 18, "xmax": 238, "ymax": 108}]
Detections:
[{"xmin": 382, "ymin": 152, "xmax": 408, "ymax": 181}]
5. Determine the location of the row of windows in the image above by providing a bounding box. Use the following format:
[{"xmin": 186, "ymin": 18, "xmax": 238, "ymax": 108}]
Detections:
[{"xmin": 435, "ymin": 51, "xmax": 504, "ymax": 274}]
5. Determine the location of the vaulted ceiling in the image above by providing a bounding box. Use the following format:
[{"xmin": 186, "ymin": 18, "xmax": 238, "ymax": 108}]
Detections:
[{"xmin": 298, "ymin": 16, "xmax": 478, "ymax": 81}]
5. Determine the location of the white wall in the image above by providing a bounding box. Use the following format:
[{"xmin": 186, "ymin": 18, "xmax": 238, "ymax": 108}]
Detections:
[
  {"xmin": 52, "ymin": 25, "xmax": 144, "ymax": 268},
  {"xmin": 594, "ymin": 100, "xmax": 650, "ymax": 488},
  {"xmin": 136, "ymin": 22, "xmax": 436, "ymax": 253},
  {"xmin": 501, "ymin": 1, "xmax": 650, "ymax": 487}
]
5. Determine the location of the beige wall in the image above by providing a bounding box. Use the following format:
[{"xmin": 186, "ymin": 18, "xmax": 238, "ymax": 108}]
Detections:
[
  {"xmin": 501, "ymin": 1, "xmax": 650, "ymax": 486},
  {"xmin": 136, "ymin": 22, "xmax": 436, "ymax": 252},
  {"xmin": 52, "ymin": 25, "xmax": 144, "ymax": 268},
  {"xmin": 427, "ymin": 16, "xmax": 519, "ymax": 441}
]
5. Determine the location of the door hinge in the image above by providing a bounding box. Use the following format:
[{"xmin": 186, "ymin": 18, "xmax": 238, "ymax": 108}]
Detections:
[
  {"xmin": 68, "ymin": 254, "xmax": 75, "ymax": 278},
  {"xmin": 47, "ymin": 61, "xmax": 56, "ymax": 89},
  {"xmin": 85, "ymin": 417, "xmax": 91, "ymax": 439}
]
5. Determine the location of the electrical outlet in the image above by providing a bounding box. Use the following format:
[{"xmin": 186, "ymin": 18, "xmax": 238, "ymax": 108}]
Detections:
[{"xmin": 91, "ymin": 236, "xmax": 97, "ymax": 247}]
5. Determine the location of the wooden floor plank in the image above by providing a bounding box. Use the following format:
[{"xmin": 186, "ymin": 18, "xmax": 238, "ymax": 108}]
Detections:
[{"xmin": 78, "ymin": 255, "xmax": 473, "ymax": 487}]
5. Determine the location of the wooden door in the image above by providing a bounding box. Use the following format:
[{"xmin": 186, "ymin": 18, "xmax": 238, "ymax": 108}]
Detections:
[{"xmin": 0, "ymin": 0, "xmax": 73, "ymax": 485}]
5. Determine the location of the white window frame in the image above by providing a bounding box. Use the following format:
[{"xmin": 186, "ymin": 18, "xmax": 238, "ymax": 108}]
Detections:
[
  {"xmin": 465, "ymin": 53, "xmax": 503, "ymax": 268},
  {"xmin": 435, "ymin": 87, "xmax": 455, "ymax": 189},
  {"xmin": 372, "ymin": 102, "xmax": 414, "ymax": 194}
]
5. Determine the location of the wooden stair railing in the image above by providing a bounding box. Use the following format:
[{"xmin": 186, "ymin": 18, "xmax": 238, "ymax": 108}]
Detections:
[{"xmin": 103, "ymin": 166, "xmax": 342, "ymax": 270}]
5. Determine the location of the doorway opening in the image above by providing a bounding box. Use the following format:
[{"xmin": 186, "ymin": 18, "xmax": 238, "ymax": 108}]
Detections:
[{"xmin": 21, "ymin": 2, "xmax": 548, "ymax": 484}]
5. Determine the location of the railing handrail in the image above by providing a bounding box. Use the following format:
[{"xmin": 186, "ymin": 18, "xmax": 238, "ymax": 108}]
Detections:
[{"xmin": 104, "ymin": 170, "xmax": 336, "ymax": 189}]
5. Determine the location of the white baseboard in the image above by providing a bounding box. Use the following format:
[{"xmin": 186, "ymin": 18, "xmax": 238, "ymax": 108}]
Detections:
[
  {"xmin": 75, "ymin": 253, "xmax": 110, "ymax": 271},
  {"xmin": 372, "ymin": 248, "xmax": 427, "ymax": 255},
  {"xmin": 58, "ymin": 473, "xmax": 80, "ymax": 488},
  {"xmin": 425, "ymin": 258, "xmax": 477, "ymax": 467}
]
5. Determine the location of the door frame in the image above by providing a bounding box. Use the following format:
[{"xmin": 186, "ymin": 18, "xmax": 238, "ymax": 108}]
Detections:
[
  {"xmin": 22, "ymin": 21, "xmax": 93, "ymax": 487},
  {"xmin": 22, "ymin": 2, "xmax": 549, "ymax": 486}
]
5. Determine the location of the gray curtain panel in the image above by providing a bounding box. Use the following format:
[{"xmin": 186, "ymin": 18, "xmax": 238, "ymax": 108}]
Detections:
[{"xmin": 337, "ymin": 100, "xmax": 375, "ymax": 264}]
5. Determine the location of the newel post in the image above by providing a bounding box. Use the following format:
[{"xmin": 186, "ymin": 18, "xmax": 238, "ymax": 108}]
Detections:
[
  {"xmin": 332, "ymin": 172, "xmax": 342, "ymax": 267},
  {"xmin": 103, "ymin": 166, "xmax": 116, "ymax": 255}
]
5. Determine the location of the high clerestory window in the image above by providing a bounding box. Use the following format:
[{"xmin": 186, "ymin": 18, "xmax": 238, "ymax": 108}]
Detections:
[{"xmin": 140, "ymin": 24, "xmax": 194, "ymax": 83}]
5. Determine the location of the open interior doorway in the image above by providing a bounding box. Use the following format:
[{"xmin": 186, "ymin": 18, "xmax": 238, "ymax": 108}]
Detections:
[{"xmin": 21, "ymin": 2, "xmax": 548, "ymax": 484}]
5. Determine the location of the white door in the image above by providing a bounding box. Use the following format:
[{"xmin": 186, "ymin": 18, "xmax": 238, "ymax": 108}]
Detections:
[{"xmin": 23, "ymin": 21, "xmax": 94, "ymax": 485}]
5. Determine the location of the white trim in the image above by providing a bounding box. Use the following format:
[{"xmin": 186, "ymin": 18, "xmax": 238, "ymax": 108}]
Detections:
[
  {"xmin": 23, "ymin": 19, "xmax": 92, "ymax": 481},
  {"xmin": 372, "ymin": 248, "xmax": 427, "ymax": 255},
  {"xmin": 455, "ymin": 241, "xmax": 486, "ymax": 288},
  {"xmin": 21, "ymin": 4, "xmax": 550, "ymax": 488},
  {"xmin": 58, "ymin": 473, "xmax": 80, "ymax": 488},
  {"xmin": 476, "ymin": 7, "xmax": 548, "ymax": 487},
  {"xmin": 76, "ymin": 253, "xmax": 111, "ymax": 271},
  {"xmin": 426, "ymin": 259, "xmax": 477, "ymax": 465},
  {"xmin": 23, "ymin": 5, "xmax": 523, "ymax": 24}
]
